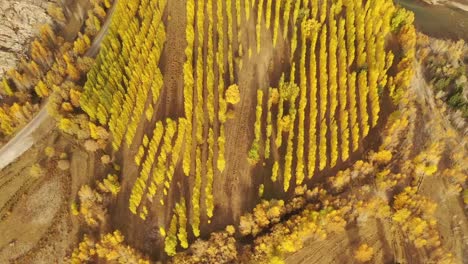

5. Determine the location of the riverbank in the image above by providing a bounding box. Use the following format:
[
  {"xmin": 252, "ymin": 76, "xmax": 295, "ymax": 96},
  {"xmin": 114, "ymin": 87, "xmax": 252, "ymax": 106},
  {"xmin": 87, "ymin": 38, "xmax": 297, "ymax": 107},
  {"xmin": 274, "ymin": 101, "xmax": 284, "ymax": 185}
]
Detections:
[
  {"xmin": 398, "ymin": 0, "xmax": 468, "ymax": 42},
  {"xmin": 418, "ymin": 0, "xmax": 468, "ymax": 12}
]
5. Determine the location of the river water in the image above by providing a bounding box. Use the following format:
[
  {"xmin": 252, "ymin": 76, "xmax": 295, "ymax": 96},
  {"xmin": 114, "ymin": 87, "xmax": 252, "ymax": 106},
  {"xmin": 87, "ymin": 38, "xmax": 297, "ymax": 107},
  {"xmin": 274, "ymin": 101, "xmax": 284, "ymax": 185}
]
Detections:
[{"xmin": 397, "ymin": 0, "xmax": 468, "ymax": 42}]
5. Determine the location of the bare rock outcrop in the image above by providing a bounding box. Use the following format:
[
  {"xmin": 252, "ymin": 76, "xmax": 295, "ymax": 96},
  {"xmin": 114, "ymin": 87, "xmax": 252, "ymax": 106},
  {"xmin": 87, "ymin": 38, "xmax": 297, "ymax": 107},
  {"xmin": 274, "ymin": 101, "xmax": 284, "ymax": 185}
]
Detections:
[{"xmin": 0, "ymin": 0, "xmax": 53, "ymax": 78}]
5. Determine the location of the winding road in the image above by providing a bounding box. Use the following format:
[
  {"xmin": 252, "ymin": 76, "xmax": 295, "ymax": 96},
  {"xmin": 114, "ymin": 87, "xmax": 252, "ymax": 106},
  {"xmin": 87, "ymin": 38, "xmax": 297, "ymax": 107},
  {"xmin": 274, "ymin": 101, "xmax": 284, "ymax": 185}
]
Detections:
[{"xmin": 0, "ymin": 2, "xmax": 117, "ymax": 170}]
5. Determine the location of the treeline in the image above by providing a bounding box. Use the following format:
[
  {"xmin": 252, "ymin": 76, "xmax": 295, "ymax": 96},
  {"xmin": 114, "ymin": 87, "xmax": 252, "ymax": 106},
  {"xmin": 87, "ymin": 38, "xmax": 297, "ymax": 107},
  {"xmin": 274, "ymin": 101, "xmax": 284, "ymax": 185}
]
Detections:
[{"xmin": 71, "ymin": 230, "xmax": 150, "ymax": 263}]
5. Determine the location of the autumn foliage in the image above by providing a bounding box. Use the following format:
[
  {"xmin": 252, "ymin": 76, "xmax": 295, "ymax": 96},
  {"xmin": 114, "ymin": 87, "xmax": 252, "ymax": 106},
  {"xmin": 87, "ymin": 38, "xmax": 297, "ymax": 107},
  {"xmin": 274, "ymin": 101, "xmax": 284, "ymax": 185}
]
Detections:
[
  {"xmin": 68, "ymin": 0, "xmax": 419, "ymax": 259},
  {"xmin": 247, "ymin": 0, "xmax": 400, "ymax": 194}
]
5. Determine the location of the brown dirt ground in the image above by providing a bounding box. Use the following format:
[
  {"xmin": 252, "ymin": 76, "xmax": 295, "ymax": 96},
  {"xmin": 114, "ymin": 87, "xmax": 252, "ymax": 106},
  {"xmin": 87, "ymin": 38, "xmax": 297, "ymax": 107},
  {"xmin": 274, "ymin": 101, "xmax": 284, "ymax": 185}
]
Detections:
[{"xmin": 0, "ymin": 122, "xmax": 105, "ymax": 263}]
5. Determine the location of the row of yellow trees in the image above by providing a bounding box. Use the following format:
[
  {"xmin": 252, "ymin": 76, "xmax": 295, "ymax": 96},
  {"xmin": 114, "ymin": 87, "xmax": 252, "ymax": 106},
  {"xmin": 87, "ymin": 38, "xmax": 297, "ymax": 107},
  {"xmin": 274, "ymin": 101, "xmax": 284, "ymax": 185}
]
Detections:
[
  {"xmin": 80, "ymin": 0, "xmax": 167, "ymax": 150},
  {"xmin": 123, "ymin": 0, "xmax": 246, "ymax": 255},
  {"xmin": 248, "ymin": 0, "xmax": 397, "ymax": 192},
  {"xmin": 79, "ymin": 0, "xmax": 198, "ymax": 254},
  {"xmin": 183, "ymin": 0, "xmax": 243, "ymax": 241}
]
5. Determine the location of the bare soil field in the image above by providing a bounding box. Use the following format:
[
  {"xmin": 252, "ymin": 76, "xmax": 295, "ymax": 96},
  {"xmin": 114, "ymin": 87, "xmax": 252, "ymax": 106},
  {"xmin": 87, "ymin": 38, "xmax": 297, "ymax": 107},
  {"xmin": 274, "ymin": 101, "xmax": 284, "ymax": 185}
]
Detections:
[{"xmin": 0, "ymin": 128, "xmax": 105, "ymax": 263}]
